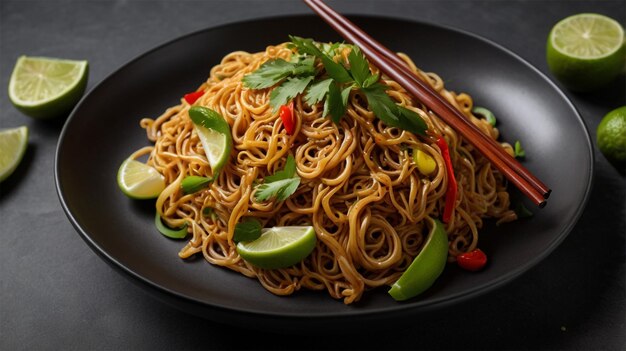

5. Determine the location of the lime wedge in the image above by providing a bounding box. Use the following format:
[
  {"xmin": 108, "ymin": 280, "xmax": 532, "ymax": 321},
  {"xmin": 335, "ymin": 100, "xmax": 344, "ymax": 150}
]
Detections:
[
  {"xmin": 236, "ymin": 226, "xmax": 317, "ymax": 269},
  {"xmin": 8, "ymin": 56, "xmax": 88, "ymax": 119},
  {"xmin": 117, "ymin": 158, "xmax": 165, "ymax": 199},
  {"xmin": 388, "ymin": 219, "xmax": 449, "ymax": 301},
  {"xmin": 188, "ymin": 106, "xmax": 232, "ymax": 174},
  {"xmin": 547, "ymin": 13, "xmax": 625, "ymax": 91},
  {"xmin": 0, "ymin": 126, "xmax": 28, "ymax": 182}
]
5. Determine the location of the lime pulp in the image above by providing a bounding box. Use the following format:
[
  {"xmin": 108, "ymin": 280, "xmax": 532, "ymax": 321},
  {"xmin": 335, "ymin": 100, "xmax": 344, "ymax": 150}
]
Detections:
[
  {"xmin": 117, "ymin": 158, "xmax": 166, "ymax": 199},
  {"xmin": 8, "ymin": 56, "xmax": 88, "ymax": 119},
  {"xmin": 236, "ymin": 226, "xmax": 317, "ymax": 269},
  {"xmin": 188, "ymin": 106, "xmax": 232, "ymax": 174},
  {"xmin": 546, "ymin": 13, "xmax": 625, "ymax": 92},
  {"xmin": 0, "ymin": 126, "xmax": 29, "ymax": 182}
]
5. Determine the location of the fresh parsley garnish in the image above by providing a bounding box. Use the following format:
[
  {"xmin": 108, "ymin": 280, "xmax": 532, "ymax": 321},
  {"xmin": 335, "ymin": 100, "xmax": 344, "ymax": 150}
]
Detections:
[
  {"xmin": 513, "ymin": 202, "xmax": 533, "ymax": 218},
  {"xmin": 514, "ymin": 141, "xmax": 525, "ymax": 158},
  {"xmin": 270, "ymin": 76, "xmax": 313, "ymax": 112},
  {"xmin": 241, "ymin": 57, "xmax": 315, "ymax": 89},
  {"xmin": 202, "ymin": 207, "xmax": 218, "ymax": 221},
  {"xmin": 233, "ymin": 218, "xmax": 262, "ymax": 243},
  {"xmin": 254, "ymin": 154, "xmax": 301, "ymax": 201},
  {"xmin": 242, "ymin": 35, "xmax": 428, "ymax": 136}
]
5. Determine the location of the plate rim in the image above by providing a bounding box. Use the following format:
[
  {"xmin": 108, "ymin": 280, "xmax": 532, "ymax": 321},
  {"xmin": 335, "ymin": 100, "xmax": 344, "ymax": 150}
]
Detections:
[{"xmin": 54, "ymin": 13, "xmax": 595, "ymax": 320}]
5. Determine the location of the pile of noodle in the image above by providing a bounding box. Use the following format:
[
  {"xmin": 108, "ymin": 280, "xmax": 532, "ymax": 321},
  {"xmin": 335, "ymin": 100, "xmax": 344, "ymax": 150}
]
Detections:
[{"xmin": 134, "ymin": 43, "xmax": 516, "ymax": 304}]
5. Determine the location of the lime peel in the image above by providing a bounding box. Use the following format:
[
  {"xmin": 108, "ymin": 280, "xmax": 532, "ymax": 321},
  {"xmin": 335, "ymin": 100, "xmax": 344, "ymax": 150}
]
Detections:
[
  {"xmin": 117, "ymin": 158, "xmax": 165, "ymax": 199},
  {"xmin": 8, "ymin": 56, "xmax": 88, "ymax": 119},
  {"xmin": 388, "ymin": 219, "xmax": 449, "ymax": 301},
  {"xmin": 188, "ymin": 106, "xmax": 232, "ymax": 174},
  {"xmin": 546, "ymin": 13, "xmax": 626, "ymax": 92},
  {"xmin": 236, "ymin": 226, "xmax": 317, "ymax": 269}
]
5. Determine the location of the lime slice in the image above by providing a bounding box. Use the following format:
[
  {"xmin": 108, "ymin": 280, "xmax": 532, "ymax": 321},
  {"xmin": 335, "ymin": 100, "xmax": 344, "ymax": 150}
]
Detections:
[
  {"xmin": 8, "ymin": 56, "xmax": 88, "ymax": 119},
  {"xmin": 388, "ymin": 219, "xmax": 449, "ymax": 301},
  {"xmin": 0, "ymin": 126, "xmax": 28, "ymax": 182},
  {"xmin": 188, "ymin": 106, "xmax": 232, "ymax": 173},
  {"xmin": 117, "ymin": 158, "xmax": 165, "ymax": 199},
  {"xmin": 547, "ymin": 13, "xmax": 625, "ymax": 92},
  {"xmin": 236, "ymin": 226, "xmax": 317, "ymax": 269}
]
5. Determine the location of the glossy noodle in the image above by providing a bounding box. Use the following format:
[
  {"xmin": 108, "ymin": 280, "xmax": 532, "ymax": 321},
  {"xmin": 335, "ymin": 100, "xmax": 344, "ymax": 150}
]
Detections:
[{"xmin": 136, "ymin": 43, "xmax": 516, "ymax": 304}]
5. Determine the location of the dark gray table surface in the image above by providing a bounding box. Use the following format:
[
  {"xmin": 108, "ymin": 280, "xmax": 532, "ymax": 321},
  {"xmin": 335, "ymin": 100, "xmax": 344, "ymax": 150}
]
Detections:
[{"xmin": 1, "ymin": 0, "xmax": 624, "ymax": 349}]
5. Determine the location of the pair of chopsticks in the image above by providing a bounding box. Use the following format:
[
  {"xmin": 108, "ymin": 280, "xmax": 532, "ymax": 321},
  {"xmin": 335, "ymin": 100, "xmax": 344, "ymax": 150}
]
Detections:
[{"xmin": 303, "ymin": 0, "xmax": 550, "ymax": 207}]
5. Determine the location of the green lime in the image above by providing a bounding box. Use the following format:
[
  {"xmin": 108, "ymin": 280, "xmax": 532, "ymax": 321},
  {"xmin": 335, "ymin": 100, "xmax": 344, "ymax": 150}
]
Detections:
[
  {"xmin": 8, "ymin": 56, "xmax": 88, "ymax": 119},
  {"xmin": 0, "ymin": 126, "xmax": 28, "ymax": 182},
  {"xmin": 388, "ymin": 219, "xmax": 448, "ymax": 301},
  {"xmin": 597, "ymin": 106, "xmax": 626, "ymax": 163},
  {"xmin": 546, "ymin": 14, "xmax": 625, "ymax": 92},
  {"xmin": 188, "ymin": 106, "xmax": 232, "ymax": 174},
  {"xmin": 117, "ymin": 158, "xmax": 165, "ymax": 199},
  {"xmin": 236, "ymin": 226, "xmax": 317, "ymax": 269}
]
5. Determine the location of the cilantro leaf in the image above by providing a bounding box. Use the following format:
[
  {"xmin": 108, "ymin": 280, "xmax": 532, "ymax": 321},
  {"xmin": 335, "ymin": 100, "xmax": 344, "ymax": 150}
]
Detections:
[
  {"xmin": 265, "ymin": 154, "xmax": 296, "ymax": 182},
  {"xmin": 242, "ymin": 58, "xmax": 314, "ymax": 89},
  {"xmin": 202, "ymin": 207, "xmax": 218, "ymax": 221},
  {"xmin": 397, "ymin": 106, "xmax": 428, "ymax": 136},
  {"xmin": 290, "ymin": 36, "xmax": 353, "ymax": 83},
  {"xmin": 325, "ymin": 81, "xmax": 346, "ymax": 124},
  {"xmin": 256, "ymin": 178, "xmax": 301, "ymax": 201},
  {"xmin": 361, "ymin": 83, "xmax": 402, "ymax": 128},
  {"xmin": 362, "ymin": 73, "xmax": 379, "ymax": 88},
  {"xmin": 341, "ymin": 85, "xmax": 352, "ymax": 106},
  {"xmin": 513, "ymin": 202, "xmax": 533, "ymax": 218},
  {"xmin": 514, "ymin": 141, "xmax": 525, "ymax": 158},
  {"xmin": 254, "ymin": 154, "xmax": 301, "ymax": 201},
  {"xmin": 347, "ymin": 46, "xmax": 370, "ymax": 86},
  {"xmin": 305, "ymin": 78, "xmax": 333, "ymax": 106},
  {"xmin": 233, "ymin": 218, "xmax": 262, "ymax": 243},
  {"xmin": 269, "ymin": 76, "xmax": 313, "ymax": 111},
  {"xmin": 242, "ymin": 59, "xmax": 294, "ymax": 89},
  {"xmin": 361, "ymin": 83, "xmax": 427, "ymax": 136}
]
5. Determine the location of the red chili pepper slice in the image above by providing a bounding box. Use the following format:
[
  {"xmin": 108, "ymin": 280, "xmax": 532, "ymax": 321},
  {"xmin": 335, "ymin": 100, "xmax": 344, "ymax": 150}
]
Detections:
[
  {"xmin": 436, "ymin": 136, "xmax": 457, "ymax": 223},
  {"xmin": 184, "ymin": 91, "xmax": 204, "ymax": 105},
  {"xmin": 279, "ymin": 101, "xmax": 295, "ymax": 135},
  {"xmin": 457, "ymin": 249, "xmax": 487, "ymax": 271}
]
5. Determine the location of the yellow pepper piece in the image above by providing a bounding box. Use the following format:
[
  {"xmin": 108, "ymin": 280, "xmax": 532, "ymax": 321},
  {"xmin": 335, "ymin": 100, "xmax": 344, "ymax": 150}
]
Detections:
[{"xmin": 413, "ymin": 149, "xmax": 436, "ymax": 175}]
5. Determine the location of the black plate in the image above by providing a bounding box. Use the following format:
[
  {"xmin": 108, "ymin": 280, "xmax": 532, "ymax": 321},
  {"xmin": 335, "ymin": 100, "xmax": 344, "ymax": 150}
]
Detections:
[{"xmin": 55, "ymin": 15, "xmax": 593, "ymax": 328}]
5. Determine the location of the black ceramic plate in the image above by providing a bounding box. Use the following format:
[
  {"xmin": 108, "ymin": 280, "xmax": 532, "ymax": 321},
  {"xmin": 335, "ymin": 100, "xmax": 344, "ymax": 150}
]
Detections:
[{"xmin": 55, "ymin": 15, "xmax": 593, "ymax": 328}]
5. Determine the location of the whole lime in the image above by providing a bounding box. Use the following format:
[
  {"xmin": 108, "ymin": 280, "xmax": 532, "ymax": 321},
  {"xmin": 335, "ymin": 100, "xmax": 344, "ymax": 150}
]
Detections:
[
  {"xmin": 597, "ymin": 106, "xmax": 626, "ymax": 164},
  {"xmin": 547, "ymin": 14, "xmax": 625, "ymax": 92}
]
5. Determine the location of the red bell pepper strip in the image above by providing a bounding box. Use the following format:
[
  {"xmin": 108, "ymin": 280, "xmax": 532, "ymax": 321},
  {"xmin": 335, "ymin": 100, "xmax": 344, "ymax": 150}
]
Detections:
[
  {"xmin": 184, "ymin": 91, "xmax": 204, "ymax": 105},
  {"xmin": 437, "ymin": 136, "xmax": 457, "ymax": 223},
  {"xmin": 279, "ymin": 101, "xmax": 295, "ymax": 135},
  {"xmin": 457, "ymin": 249, "xmax": 487, "ymax": 271}
]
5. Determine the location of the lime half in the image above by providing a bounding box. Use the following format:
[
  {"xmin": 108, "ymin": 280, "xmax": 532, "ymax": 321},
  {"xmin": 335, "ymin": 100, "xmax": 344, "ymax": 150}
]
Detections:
[
  {"xmin": 8, "ymin": 56, "xmax": 88, "ymax": 119},
  {"xmin": 188, "ymin": 106, "xmax": 232, "ymax": 174},
  {"xmin": 236, "ymin": 226, "xmax": 317, "ymax": 269},
  {"xmin": 117, "ymin": 158, "xmax": 165, "ymax": 199},
  {"xmin": 0, "ymin": 126, "xmax": 28, "ymax": 182},
  {"xmin": 547, "ymin": 13, "xmax": 625, "ymax": 91}
]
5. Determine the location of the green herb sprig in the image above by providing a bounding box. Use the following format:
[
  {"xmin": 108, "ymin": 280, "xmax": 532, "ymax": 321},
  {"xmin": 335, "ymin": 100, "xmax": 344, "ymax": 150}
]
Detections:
[
  {"xmin": 242, "ymin": 36, "xmax": 427, "ymax": 136},
  {"xmin": 254, "ymin": 154, "xmax": 301, "ymax": 201},
  {"xmin": 233, "ymin": 218, "xmax": 262, "ymax": 243}
]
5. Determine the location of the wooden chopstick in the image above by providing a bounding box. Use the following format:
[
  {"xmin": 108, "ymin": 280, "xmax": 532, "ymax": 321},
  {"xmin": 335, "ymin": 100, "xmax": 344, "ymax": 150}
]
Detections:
[{"xmin": 303, "ymin": 0, "xmax": 550, "ymax": 207}]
